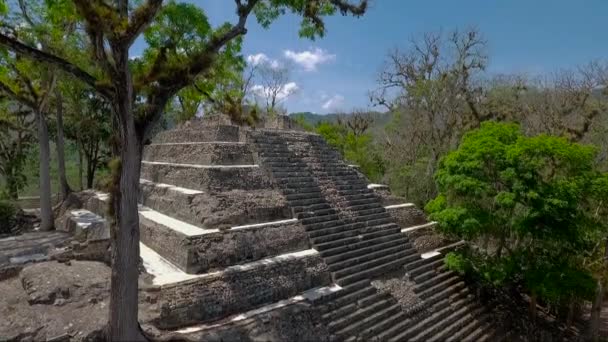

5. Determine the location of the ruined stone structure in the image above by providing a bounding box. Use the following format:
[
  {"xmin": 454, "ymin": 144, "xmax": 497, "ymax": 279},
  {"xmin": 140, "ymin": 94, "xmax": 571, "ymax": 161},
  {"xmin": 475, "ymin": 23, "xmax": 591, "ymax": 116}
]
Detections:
[{"xmin": 61, "ymin": 115, "xmax": 502, "ymax": 341}]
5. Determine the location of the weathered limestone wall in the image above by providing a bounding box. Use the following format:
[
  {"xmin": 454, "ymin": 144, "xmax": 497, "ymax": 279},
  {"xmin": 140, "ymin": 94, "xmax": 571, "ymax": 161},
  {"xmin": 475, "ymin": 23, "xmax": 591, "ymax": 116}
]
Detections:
[
  {"xmin": 143, "ymin": 142, "xmax": 254, "ymax": 165},
  {"xmin": 155, "ymin": 252, "xmax": 330, "ymax": 328},
  {"xmin": 139, "ymin": 217, "xmax": 310, "ymax": 274},
  {"xmin": 139, "ymin": 181, "xmax": 291, "ymax": 229},
  {"xmin": 153, "ymin": 125, "xmax": 241, "ymax": 144},
  {"xmin": 188, "ymin": 221, "xmax": 310, "ymax": 273},
  {"xmin": 167, "ymin": 302, "xmax": 331, "ymax": 342},
  {"xmin": 386, "ymin": 205, "xmax": 427, "ymax": 228},
  {"xmin": 140, "ymin": 163, "xmax": 275, "ymax": 192}
]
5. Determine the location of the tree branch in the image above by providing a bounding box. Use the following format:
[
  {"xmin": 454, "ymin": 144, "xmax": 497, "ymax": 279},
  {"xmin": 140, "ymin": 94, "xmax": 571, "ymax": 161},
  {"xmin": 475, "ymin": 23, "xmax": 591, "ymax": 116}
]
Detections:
[
  {"xmin": 0, "ymin": 33, "xmax": 110, "ymax": 98},
  {"xmin": 0, "ymin": 80, "xmax": 35, "ymax": 108},
  {"xmin": 330, "ymin": 0, "xmax": 368, "ymax": 16},
  {"xmin": 124, "ymin": 0, "xmax": 164, "ymax": 45}
]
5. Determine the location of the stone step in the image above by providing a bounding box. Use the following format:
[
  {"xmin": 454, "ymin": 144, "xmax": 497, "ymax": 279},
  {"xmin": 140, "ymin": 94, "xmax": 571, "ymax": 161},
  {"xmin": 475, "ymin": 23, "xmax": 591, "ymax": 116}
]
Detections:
[
  {"xmin": 308, "ymin": 219, "xmax": 387, "ymax": 239},
  {"xmin": 341, "ymin": 197, "xmax": 379, "ymax": 207},
  {"xmin": 310, "ymin": 221, "xmax": 397, "ymax": 245},
  {"xmin": 319, "ymin": 232, "xmax": 406, "ymax": 258},
  {"xmin": 296, "ymin": 208, "xmax": 338, "ymax": 219},
  {"xmin": 282, "ymin": 186, "xmax": 321, "ymax": 195},
  {"xmin": 414, "ymin": 269, "xmax": 438, "ymax": 284},
  {"xmin": 325, "ymin": 239, "xmax": 412, "ymax": 265},
  {"xmin": 329, "ymin": 244, "xmax": 416, "ymax": 273},
  {"xmin": 318, "ymin": 280, "xmax": 374, "ymax": 314},
  {"xmin": 354, "ymin": 207, "xmax": 386, "ymax": 217},
  {"xmin": 313, "ymin": 224, "xmax": 400, "ymax": 250},
  {"xmin": 141, "ymin": 161, "xmax": 273, "ymax": 192},
  {"xmin": 322, "ymin": 302, "xmax": 358, "ymax": 322},
  {"xmin": 138, "ymin": 204, "xmax": 309, "ymax": 274},
  {"xmin": 423, "ymin": 281, "xmax": 468, "ymax": 309},
  {"xmin": 275, "ymin": 176, "xmax": 316, "ymax": 185},
  {"xmin": 411, "ymin": 295, "xmax": 476, "ymax": 341},
  {"xmin": 328, "ymin": 297, "xmax": 395, "ymax": 332},
  {"xmin": 336, "ymin": 303, "xmax": 402, "ymax": 338},
  {"xmin": 144, "ymin": 245, "xmax": 331, "ymax": 329},
  {"xmin": 359, "ymin": 309, "xmax": 409, "ymax": 340},
  {"xmin": 333, "ymin": 249, "xmax": 417, "ymax": 279},
  {"xmin": 336, "ymin": 255, "xmax": 415, "ymax": 286},
  {"xmin": 143, "ymin": 141, "xmax": 253, "ymax": 165},
  {"xmin": 443, "ymin": 307, "xmax": 488, "ymax": 342},
  {"xmin": 390, "ymin": 296, "xmax": 472, "ymax": 342},
  {"xmin": 285, "ymin": 191, "xmax": 323, "ymax": 201},
  {"xmin": 139, "ymin": 179, "xmax": 291, "ymax": 230},
  {"xmin": 305, "ymin": 213, "xmax": 388, "ymax": 232},
  {"xmin": 357, "ymin": 291, "xmax": 392, "ymax": 307},
  {"xmin": 405, "ymin": 255, "xmax": 444, "ymax": 277},
  {"xmin": 288, "ymin": 197, "xmax": 328, "ymax": 207},
  {"xmin": 462, "ymin": 321, "xmax": 495, "ymax": 342},
  {"xmin": 337, "ymin": 192, "xmax": 376, "ymax": 201},
  {"xmin": 300, "ymin": 213, "xmax": 340, "ymax": 225},
  {"xmin": 292, "ymin": 203, "xmax": 332, "ymax": 214},
  {"xmin": 416, "ymin": 270, "xmax": 459, "ymax": 295},
  {"xmin": 152, "ymin": 125, "xmax": 241, "ymax": 144},
  {"xmin": 427, "ymin": 304, "xmax": 486, "ymax": 342}
]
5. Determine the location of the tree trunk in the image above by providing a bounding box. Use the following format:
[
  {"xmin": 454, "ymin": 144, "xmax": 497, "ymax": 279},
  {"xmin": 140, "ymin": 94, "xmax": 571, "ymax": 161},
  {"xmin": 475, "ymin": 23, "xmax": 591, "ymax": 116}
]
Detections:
[
  {"xmin": 37, "ymin": 110, "xmax": 53, "ymax": 231},
  {"xmin": 55, "ymin": 89, "xmax": 71, "ymax": 200},
  {"xmin": 78, "ymin": 145, "xmax": 84, "ymax": 191},
  {"xmin": 86, "ymin": 160, "xmax": 95, "ymax": 189},
  {"xmin": 108, "ymin": 42, "xmax": 145, "ymax": 341},
  {"xmin": 591, "ymin": 281, "xmax": 604, "ymax": 341},
  {"xmin": 529, "ymin": 292, "xmax": 537, "ymax": 323}
]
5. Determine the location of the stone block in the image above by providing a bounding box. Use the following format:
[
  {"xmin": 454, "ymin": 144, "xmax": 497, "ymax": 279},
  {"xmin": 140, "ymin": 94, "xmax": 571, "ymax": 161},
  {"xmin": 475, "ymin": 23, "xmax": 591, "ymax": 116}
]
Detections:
[
  {"xmin": 139, "ymin": 214, "xmax": 310, "ymax": 274},
  {"xmin": 139, "ymin": 180, "xmax": 291, "ymax": 229},
  {"xmin": 143, "ymin": 142, "xmax": 254, "ymax": 165},
  {"xmin": 140, "ymin": 162, "xmax": 276, "ymax": 192},
  {"xmin": 59, "ymin": 209, "xmax": 109, "ymax": 242},
  {"xmin": 385, "ymin": 204, "xmax": 427, "ymax": 228},
  {"xmin": 152, "ymin": 125, "xmax": 241, "ymax": 144},
  {"xmin": 155, "ymin": 250, "xmax": 330, "ymax": 328}
]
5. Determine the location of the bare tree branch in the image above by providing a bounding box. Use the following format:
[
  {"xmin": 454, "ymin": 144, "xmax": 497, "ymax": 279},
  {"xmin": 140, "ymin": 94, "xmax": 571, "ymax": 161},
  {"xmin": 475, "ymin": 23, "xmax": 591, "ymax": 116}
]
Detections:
[{"xmin": 0, "ymin": 33, "xmax": 110, "ymax": 98}]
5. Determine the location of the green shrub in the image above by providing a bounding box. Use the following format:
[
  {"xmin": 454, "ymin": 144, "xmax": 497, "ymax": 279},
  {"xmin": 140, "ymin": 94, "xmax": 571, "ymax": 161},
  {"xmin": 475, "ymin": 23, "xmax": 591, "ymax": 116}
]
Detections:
[{"xmin": 0, "ymin": 200, "xmax": 17, "ymax": 234}]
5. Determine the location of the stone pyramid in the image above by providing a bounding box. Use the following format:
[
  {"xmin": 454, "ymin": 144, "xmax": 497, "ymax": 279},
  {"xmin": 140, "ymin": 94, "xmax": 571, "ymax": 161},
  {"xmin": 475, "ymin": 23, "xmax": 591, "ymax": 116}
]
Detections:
[{"xmin": 67, "ymin": 114, "xmax": 502, "ymax": 341}]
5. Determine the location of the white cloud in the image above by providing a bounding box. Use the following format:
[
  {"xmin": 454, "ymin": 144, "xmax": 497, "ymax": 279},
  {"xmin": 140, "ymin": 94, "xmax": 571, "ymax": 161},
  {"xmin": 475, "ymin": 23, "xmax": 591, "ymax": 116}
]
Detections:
[
  {"xmin": 246, "ymin": 53, "xmax": 281, "ymax": 69},
  {"xmin": 321, "ymin": 94, "xmax": 345, "ymax": 111},
  {"xmin": 251, "ymin": 82, "xmax": 299, "ymax": 101},
  {"xmin": 283, "ymin": 48, "xmax": 336, "ymax": 71}
]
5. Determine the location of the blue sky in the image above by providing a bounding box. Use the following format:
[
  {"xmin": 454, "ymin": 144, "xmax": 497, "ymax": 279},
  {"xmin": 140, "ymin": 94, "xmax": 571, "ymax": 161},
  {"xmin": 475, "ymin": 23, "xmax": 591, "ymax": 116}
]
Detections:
[{"xmin": 132, "ymin": 0, "xmax": 608, "ymax": 114}]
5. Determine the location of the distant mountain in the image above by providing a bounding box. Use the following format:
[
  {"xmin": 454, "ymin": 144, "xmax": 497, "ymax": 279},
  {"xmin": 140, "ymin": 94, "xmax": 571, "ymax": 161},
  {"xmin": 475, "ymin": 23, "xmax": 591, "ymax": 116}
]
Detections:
[{"xmin": 289, "ymin": 111, "xmax": 393, "ymax": 129}]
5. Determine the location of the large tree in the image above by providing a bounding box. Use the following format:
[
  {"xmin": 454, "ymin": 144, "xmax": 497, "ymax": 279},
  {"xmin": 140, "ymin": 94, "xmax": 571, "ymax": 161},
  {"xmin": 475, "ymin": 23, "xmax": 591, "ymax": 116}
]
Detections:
[
  {"xmin": 426, "ymin": 122, "xmax": 608, "ymax": 323},
  {"xmin": 0, "ymin": 0, "xmax": 367, "ymax": 339}
]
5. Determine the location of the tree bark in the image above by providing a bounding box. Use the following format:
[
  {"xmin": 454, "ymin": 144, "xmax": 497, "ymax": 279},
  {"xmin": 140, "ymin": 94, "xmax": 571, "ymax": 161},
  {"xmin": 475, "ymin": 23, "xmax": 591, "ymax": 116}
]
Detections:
[
  {"xmin": 591, "ymin": 281, "xmax": 604, "ymax": 341},
  {"xmin": 55, "ymin": 89, "xmax": 71, "ymax": 200},
  {"xmin": 37, "ymin": 110, "xmax": 53, "ymax": 231},
  {"xmin": 78, "ymin": 145, "xmax": 84, "ymax": 190},
  {"xmin": 108, "ymin": 40, "xmax": 145, "ymax": 341}
]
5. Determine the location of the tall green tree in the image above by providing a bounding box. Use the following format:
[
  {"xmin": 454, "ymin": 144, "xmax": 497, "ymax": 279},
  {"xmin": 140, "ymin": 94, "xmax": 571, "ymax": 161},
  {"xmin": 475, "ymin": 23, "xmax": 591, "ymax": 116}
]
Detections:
[
  {"xmin": 0, "ymin": 1, "xmax": 368, "ymax": 339},
  {"xmin": 426, "ymin": 122, "xmax": 608, "ymax": 321},
  {"xmin": 0, "ymin": 102, "xmax": 35, "ymax": 199}
]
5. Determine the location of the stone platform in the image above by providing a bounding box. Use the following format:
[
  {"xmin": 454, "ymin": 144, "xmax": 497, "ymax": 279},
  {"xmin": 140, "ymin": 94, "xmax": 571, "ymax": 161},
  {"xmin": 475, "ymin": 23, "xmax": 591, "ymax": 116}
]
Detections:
[{"xmin": 46, "ymin": 115, "xmax": 501, "ymax": 340}]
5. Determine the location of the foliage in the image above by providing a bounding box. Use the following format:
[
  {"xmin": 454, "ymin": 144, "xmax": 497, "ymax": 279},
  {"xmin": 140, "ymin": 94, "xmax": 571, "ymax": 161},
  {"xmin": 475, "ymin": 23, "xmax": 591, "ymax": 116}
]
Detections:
[
  {"xmin": 0, "ymin": 199, "xmax": 17, "ymax": 234},
  {"xmin": 0, "ymin": 102, "xmax": 35, "ymax": 199},
  {"xmin": 426, "ymin": 122, "xmax": 608, "ymax": 306},
  {"xmin": 315, "ymin": 121, "xmax": 384, "ymax": 182}
]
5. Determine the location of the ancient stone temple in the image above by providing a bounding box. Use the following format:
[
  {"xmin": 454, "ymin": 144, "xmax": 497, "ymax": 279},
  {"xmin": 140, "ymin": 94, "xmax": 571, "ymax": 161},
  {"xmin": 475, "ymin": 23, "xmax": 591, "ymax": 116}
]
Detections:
[{"xmin": 67, "ymin": 114, "xmax": 501, "ymax": 341}]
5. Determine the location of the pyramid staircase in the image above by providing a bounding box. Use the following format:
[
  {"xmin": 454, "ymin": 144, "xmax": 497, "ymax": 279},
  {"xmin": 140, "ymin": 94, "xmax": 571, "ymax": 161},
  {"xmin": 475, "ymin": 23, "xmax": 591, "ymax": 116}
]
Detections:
[
  {"xmin": 249, "ymin": 129, "xmax": 502, "ymax": 341},
  {"xmin": 62, "ymin": 116, "xmax": 503, "ymax": 340}
]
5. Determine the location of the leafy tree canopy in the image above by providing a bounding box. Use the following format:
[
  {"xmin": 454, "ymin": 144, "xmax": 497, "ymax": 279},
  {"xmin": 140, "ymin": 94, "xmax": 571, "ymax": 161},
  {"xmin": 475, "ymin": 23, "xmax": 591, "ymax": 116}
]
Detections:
[{"xmin": 426, "ymin": 122, "xmax": 608, "ymax": 304}]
